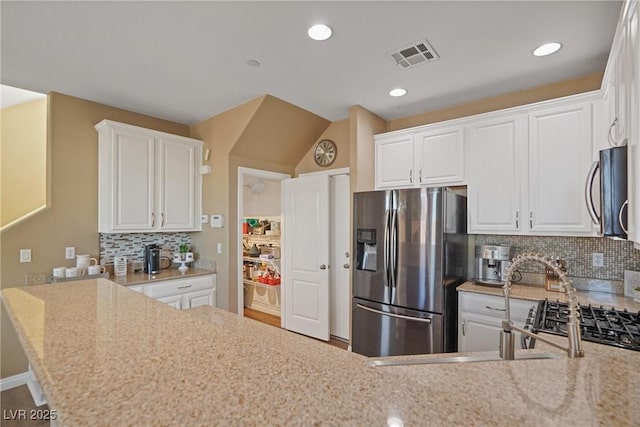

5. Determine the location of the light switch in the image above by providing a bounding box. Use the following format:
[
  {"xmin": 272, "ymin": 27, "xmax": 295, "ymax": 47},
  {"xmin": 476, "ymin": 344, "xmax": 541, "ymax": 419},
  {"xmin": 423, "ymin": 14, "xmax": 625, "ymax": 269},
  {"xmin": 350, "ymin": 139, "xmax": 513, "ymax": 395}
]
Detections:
[
  {"xmin": 65, "ymin": 247, "xmax": 76, "ymax": 259},
  {"xmin": 217, "ymin": 243, "xmax": 222, "ymax": 254},
  {"xmin": 20, "ymin": 249, "xmax": 31, "ymax": 263}
]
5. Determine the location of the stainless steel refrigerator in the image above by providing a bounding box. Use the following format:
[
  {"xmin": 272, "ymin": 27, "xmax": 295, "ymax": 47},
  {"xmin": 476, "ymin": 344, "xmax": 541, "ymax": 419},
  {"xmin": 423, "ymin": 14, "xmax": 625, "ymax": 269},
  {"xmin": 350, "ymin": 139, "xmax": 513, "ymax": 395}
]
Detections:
[{"xmin": 352, "ymin": 187, "xmax": 468, "ymax": 357}]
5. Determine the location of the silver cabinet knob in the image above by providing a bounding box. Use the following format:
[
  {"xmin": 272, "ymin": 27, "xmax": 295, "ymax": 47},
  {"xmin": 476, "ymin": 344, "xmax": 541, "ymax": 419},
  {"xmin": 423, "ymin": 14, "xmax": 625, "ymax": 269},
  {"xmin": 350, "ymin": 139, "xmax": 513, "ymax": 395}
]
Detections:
[
  {"xmin": 320, "ymin": 264, "xmax": 327, "ymax": 270},
  {"xmin": 343, "ymin": 263, "xmax": 350, "ymax": 269}
]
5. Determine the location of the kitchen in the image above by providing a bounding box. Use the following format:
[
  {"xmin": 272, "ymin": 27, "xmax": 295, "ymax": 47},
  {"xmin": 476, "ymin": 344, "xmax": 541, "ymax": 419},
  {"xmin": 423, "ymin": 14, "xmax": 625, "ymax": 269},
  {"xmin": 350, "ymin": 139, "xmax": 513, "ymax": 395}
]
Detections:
[{"xmin": 2, "ymin": 1, "xmax": 640, "ymax": 425}]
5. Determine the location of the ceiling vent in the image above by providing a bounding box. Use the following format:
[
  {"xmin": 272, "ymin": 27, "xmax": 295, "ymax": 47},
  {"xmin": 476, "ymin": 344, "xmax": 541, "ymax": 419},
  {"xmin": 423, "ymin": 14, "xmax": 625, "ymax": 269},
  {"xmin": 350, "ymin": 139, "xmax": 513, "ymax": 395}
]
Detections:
[{"xmin": 388, "ymin": 39, "xmax": 439, "ymax": 69}]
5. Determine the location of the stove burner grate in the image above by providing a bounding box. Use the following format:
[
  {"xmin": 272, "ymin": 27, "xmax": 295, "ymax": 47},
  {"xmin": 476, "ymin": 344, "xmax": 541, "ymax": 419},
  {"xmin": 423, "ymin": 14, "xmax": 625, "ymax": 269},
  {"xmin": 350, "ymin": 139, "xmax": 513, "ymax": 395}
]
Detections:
[{"xmin": 532, "ymin": 300, "xmax": 640, "ymax": 352}]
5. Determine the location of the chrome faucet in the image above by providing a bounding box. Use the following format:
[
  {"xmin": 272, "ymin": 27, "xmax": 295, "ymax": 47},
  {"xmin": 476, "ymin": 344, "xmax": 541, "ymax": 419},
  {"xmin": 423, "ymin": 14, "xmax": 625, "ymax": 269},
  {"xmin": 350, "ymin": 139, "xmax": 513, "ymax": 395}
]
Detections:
[{"xmin": 500, "ymin": 253, "xmax": 584, "ymax": 360}]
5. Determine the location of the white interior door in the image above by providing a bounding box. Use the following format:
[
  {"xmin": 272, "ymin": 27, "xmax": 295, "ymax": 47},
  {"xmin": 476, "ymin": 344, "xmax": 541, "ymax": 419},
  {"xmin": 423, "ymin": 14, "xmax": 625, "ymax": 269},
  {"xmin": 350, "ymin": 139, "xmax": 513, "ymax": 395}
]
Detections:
[
  {"xmin": 282, "ymin": 175, "xmax": 330, "ymax": 341},
  {"xmin": 330, "ymin": 174, "xmax": 350, "ymax": 340}
]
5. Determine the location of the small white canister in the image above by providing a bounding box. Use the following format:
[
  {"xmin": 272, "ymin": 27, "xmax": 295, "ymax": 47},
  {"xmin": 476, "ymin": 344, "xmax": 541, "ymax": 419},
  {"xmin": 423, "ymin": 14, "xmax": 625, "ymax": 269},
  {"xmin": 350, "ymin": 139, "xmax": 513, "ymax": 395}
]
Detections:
[{"xmin": 113, "ymin": 256, "xmax": 127, "ymax": 276}]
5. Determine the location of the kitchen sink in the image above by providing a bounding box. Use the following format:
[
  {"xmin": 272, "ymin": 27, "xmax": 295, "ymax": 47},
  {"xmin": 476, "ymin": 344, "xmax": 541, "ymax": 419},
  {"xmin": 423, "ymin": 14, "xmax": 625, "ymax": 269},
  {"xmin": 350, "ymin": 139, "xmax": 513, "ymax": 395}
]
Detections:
[{"xmin": 367, "ymin": 352, "xmax": 558, "ymax": 367}]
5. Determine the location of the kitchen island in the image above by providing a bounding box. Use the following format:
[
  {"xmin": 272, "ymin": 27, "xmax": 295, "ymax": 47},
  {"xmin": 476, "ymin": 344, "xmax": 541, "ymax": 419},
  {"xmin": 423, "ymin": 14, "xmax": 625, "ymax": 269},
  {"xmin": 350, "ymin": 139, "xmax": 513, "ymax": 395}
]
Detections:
[{"xmin": 2, "ymin": 279, "xmax": 639, "ymax": 426}]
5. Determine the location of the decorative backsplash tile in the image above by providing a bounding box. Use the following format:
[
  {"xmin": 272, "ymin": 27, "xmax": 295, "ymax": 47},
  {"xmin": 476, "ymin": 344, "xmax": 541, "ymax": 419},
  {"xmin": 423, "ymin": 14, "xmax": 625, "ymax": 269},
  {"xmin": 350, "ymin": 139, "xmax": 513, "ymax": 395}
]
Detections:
[
  {"xmin": 99, "ymin": 233, "xmax": 192, "ymax": 265},
  {"xmin": 474, "ymin": 235, "xmax": 640, "ymax": 280}
]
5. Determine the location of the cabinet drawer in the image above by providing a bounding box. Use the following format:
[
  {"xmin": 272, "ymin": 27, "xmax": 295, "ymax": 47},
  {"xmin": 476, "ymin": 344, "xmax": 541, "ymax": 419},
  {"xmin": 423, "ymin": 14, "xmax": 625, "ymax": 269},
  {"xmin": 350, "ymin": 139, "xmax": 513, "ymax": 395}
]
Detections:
[
  {"xmin": 459, "ymin": 291, "xmax": 537, "ymax": 321},
  {"xmin": 145, "ymin": 275, "xmax": 214, "ymax": 298}
]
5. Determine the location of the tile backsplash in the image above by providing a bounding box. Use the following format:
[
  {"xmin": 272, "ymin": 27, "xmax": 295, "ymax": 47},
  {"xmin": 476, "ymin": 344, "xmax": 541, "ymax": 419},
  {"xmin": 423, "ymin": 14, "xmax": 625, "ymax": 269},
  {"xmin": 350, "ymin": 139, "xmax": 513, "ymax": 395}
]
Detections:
[
  {"xmin": 474, "ymin": 235, "xmax": 640, "ymax": 280},
  {"xmin": 99, "ymin": 232, "xmax": 191, "ymax": 265}
]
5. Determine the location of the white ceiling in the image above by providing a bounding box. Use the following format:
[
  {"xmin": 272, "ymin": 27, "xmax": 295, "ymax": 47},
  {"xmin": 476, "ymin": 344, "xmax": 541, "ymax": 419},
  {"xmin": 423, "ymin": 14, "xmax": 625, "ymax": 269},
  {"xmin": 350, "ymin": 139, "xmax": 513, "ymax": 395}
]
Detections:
[{"xmin": 1, "ymin": 1, "xmax": 621, "ymax": 125}]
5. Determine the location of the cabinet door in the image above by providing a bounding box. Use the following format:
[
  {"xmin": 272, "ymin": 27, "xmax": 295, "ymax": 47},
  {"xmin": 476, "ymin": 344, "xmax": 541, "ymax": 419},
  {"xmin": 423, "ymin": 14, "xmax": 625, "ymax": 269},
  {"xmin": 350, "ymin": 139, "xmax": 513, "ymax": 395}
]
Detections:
[
  {"xmin": 414, "ymin": 126, "xmax": 465, "ymax": 186},
  {"xmin": 108, "ymin": 128, "xmax": 156, "ymax": 232},
  {"xmin": 182, "ymin": 289, "xmax": 214, "ymax": 309},
  {"xmin": 157, "ymin": 137, "xmax": 200, "ymax": 231},
  {"xmin": 459, "ymin": 312, "xmax": 503, "ymax": 353},
  {"xmin": 627, "ymin": 1, "xmax": 640, "ymax": 247},
  {"xmin": 156, "ymin": 294, "xmax": 182, "ymax": 309},
  {"xmin": 374, "ymin": 133, "xmax": 415, "ymax": 189},
  {"xmin": 528, "ymin": 102, "xmax": 595, "ymax": 235},
  {"xmin": 467, "ymin": 116, "xmax": 525, "ymax": 233}
]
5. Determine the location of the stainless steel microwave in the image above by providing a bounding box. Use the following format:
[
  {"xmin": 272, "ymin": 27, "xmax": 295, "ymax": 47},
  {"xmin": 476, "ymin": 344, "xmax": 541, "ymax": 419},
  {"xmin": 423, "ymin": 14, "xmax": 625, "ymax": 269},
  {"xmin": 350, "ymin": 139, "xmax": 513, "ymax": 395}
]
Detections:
[{"xmin": 586, "ymin": 145, "xmax": 628, "ymax": 239}]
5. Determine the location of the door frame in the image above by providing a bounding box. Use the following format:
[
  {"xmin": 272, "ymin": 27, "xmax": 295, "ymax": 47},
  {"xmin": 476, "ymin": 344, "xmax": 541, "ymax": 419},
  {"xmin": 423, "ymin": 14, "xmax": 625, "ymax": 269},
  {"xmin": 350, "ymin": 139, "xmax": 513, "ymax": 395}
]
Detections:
[{"xmin": 237, "ymin": 167, "xmax": 290, "ymax": 317}]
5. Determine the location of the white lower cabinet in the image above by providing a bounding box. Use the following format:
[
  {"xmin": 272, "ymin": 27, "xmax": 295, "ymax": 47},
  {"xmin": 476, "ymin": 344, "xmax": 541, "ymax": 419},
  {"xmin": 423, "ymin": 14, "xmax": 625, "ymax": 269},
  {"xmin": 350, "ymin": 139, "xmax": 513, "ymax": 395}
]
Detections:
[
  {"xmin": 128, "ymin": 274, "xmax": 216, "ymax": 310},
  {"xmin": 458, "ymin": 291, "xmax": 538, "ymax": 353}
]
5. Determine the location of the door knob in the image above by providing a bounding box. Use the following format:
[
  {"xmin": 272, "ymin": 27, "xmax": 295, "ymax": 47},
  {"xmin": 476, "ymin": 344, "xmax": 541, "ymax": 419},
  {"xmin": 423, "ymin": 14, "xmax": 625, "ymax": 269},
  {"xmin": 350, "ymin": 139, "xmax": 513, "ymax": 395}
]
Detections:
[
  {"xmin": 320, "ymin": 264, "xmax": 327, "ymax": 270},
  {"xmin": 343, "ymin": 263, "xmax": 350, "ymax": 269}
]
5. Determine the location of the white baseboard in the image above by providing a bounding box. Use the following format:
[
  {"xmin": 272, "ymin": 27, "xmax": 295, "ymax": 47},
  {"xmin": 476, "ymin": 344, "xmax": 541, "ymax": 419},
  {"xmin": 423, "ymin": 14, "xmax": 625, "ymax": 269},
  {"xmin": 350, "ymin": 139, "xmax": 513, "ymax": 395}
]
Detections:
[{"xmin": 0, "ymin": 371, "xmax": 29, "ymax": 392}]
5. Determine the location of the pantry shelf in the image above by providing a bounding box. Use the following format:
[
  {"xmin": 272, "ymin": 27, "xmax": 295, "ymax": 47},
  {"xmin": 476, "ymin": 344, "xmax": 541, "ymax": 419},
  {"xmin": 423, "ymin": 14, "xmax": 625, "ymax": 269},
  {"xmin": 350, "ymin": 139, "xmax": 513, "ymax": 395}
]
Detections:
[{"xmin": 243, "ymin": 279, "xmax": 281, "ymax": 289}]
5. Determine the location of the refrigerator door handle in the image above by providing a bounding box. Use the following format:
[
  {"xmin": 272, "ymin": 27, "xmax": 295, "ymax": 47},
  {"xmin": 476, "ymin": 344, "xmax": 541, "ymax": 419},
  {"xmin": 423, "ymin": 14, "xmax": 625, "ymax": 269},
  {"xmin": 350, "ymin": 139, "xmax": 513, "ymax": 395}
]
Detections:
[
  {"xmin": 384, "ymin": 198, "xmax": 391, "ymax": 291},
  {"xmin": 390, "ymin": 191, "xmax": 398, "ymax": 299},
  {"xmin": 356, "ymin": 304, "xmax": 432, "ymax": 324}
]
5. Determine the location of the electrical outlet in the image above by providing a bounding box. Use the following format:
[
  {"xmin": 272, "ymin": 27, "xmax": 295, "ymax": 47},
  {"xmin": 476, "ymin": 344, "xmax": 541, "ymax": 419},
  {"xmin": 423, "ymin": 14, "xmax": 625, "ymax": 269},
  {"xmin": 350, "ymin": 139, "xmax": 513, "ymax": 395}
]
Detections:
[
  {"xmin": 19, "ymin": 249, "xmax": 31, "ymax": 263},
  {"xmin": 592, "ymin": 252, "xmax": 604, "ymax": 267},
  {"xmin": 217, "ymin": 243, "xmax": 222, "ymax": 254},
  {"xmin": 65, "ymin": 246, "xmax": 75, "ymax": 259},
  {"xmin": 624, "ymin": 270, "xmax": 640, "ymax": 297},
  {"xmin": 201, "ymin": 214, "xmax": 209, "ymax": 224}
]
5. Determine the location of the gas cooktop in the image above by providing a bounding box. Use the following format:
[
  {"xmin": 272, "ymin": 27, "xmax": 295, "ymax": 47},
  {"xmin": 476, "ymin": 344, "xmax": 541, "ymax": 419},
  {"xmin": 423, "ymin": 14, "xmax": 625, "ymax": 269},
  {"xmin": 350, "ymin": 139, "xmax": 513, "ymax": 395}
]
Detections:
[{"xmin": 531, "ymin": 299, "xmax": 640, "ymax": 352}]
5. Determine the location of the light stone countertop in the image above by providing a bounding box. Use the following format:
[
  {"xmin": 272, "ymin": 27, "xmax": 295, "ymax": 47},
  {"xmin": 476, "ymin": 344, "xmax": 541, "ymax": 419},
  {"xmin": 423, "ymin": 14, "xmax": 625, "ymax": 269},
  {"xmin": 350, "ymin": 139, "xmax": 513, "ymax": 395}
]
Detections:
[
  {"xmin": 2, "ymin": 279, "xmax": 639, "ymax": 426},
  {"xmin": 458, "ymin": 281, "xmax": 640, "ymax": 312},
  {"xmin": 109, "ymin": 267, "xmax": 215, "ymax": 287}
]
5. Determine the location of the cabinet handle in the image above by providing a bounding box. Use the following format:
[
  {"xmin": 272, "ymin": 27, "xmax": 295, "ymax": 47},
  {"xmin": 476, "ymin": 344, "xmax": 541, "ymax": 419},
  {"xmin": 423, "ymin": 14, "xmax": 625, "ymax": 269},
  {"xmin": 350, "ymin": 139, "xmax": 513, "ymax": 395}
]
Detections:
[
  {"xmin": 419, "ymin": 169, "xmax": 423, "ymax": 183},
  {"xmin": 409, "ymin": 169, "xmax": 413, "ymax": 183},
  {"xmin": 608, "ymin": 118, "xmax": 618, "ymax": 147},
  {"xmin": 151, "ymin": 212, "xmax": 155, "ymax": 227},
  {"xmin": 462, "ymin": 319, "xmax": 466, "ymax": 336},
  {"xmin": 529, "ymin": 211, "xmax": 533, "ymax": 229},
  {"xmin": 161, "ymin": 212, "xmax": 165, "ymax": 227},
  {"xmin": 177, "ymin": 284, "xmax": 192, "ymax": 289},
  {"xmin": 485, "ymin": 305, "xmax": 506, "ymax": 312},
  {"xmin": 515, "ymin": 211, "xmax": 519, "ymax": 229}
]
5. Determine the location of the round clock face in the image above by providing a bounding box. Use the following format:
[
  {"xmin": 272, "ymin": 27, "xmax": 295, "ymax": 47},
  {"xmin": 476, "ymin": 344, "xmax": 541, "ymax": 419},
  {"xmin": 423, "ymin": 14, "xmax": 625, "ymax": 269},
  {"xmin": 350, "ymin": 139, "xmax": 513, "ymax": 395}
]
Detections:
[{"xmin": 314, "ymin": 139, "xmax": 337, "ymax": 167}]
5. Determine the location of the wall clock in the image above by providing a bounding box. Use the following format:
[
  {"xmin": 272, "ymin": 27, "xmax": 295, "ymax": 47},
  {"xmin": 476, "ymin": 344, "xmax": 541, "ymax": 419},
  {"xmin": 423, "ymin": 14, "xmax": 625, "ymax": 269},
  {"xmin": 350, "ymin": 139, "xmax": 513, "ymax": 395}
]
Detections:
[{"xmin": 313, "ymin": 139, "xmax": 337, "ymax": 167}]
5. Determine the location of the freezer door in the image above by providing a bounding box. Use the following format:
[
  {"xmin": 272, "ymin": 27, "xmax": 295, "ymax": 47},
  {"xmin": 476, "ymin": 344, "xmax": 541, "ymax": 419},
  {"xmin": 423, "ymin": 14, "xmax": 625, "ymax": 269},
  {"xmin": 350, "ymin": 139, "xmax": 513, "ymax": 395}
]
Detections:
[
  {"xmin": 351, "ymin": 298, "xmax": 444, "ymax": 357},
  {"xmin": 391, "ymin": 188, "xmax": 444, "ymax": 313},
  {"xmin": 352, "ymin": 191, "xmax": 391, "ymax": 305}
]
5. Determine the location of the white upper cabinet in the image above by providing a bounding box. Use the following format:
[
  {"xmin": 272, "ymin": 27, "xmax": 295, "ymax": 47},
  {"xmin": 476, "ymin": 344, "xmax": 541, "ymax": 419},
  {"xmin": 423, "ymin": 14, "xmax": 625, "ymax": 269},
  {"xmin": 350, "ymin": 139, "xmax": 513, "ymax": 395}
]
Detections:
[
  {"xmin": 527, "ymin": 102, "xmax": 595, "ymax": 234},
  {"xmin": 603, "ymin": 0, "xmax": 639, "ymax": 247},
  {"xmin": 96, "ymin": 120, "xmax": 203, "ymax": 233},
  {"xmin": 374, "ymin": 133, "xmax": 414, "ymax": 189},
  {"xmin": 414, "ymin": 126, "xmax": 465, "ymax": 186},
  {"xmin": 375, "ymin": 124, "xmax": 465, "ymax": 189},
  {"xmin": 467, "ymin": 95, "xmax": 597, "ymax": 236},
  {"xmin": 467, "ymin": 116, "xmax": 525, "ymax": 233}
]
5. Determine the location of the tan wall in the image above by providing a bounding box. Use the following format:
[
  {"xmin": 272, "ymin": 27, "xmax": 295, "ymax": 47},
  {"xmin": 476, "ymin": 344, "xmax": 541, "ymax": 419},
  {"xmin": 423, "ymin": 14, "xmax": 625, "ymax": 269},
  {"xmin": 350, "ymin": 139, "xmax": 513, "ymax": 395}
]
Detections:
[
  {"xmin": 1, "ymin": 98, "xmax": 48, "ymax": 227},
  {"xmin": 189, "ymin": 97, "xmax": 264, "ymax": 312},
  {"xmin": 191, "ymin": 95, "xmax": 329, "ymax": 312},
  {"xmin": 295, "ymin": 119, "xmax": 349, "ymax": 175},
  {"xmin": 1, "ymin": 92, "xmax": 188, "ymax": 379},
  {"xmin": 387, "ymin": 73, "xmax": 604, "ymax": 131},
  {"xmin": 349, "ymin": 106, "xmax": 387, "ymax": 193}
]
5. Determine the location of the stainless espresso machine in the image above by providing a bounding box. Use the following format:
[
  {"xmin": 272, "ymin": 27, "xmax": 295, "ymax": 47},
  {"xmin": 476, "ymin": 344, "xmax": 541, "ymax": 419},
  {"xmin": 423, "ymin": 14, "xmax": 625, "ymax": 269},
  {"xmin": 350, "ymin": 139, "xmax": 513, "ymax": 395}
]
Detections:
[{"xmin": 474, "ymin": 244, "xmax": 511, "ymax": 285}]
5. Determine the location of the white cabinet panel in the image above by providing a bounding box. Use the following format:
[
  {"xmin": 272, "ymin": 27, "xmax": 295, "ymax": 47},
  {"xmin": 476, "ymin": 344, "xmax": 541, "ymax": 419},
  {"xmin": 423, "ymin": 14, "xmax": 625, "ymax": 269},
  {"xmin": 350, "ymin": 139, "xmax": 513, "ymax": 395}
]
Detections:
[
  {"xmin": 375, "ymin": 125, "xmax": 466, "ymax": 190},
  {"xmin": 467, "ymin": 116, "xmax": 524, "ymax": 233},
  {"xmin": 96, "ymin": 120, "xmax": 202, "ymax": 233},
  {"xmin": 458, "ymin": 291, "xmax": 536, "ymax": 353},
  {"xmin": 414, "ymin": 127, "xmax": 465, "ymax": 186},
  {"xmin": 528, "ymin": 102, "xmax": 594, "ymax": 234},
  {"xmin": 158, "ymin": 138, "xmax": 198, "ymax": 231},
  {"xmin": 137, "ymin": 274, "xmax": 216, "ymax": 310},
  {"xmin": 375, "ymin": 133, "xmax": 414, "ymax": 189},
  {"xmin": 467, "ymin": 96, "xmax": 597, "ymax": 236}
]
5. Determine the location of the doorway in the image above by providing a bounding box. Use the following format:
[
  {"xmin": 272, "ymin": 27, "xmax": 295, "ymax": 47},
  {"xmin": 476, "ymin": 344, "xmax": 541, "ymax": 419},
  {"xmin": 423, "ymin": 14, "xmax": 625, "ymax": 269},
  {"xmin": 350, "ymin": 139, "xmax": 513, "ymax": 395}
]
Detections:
[{"xmin": 237, "ymin": 168, "xmax": 290, "ymax": 322}]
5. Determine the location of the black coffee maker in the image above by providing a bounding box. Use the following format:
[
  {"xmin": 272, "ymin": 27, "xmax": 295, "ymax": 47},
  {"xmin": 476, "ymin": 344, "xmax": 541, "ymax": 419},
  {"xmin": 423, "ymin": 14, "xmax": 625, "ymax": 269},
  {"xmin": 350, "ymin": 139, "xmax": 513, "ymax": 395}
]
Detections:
[{"xmin": 144, "ymin": 244, "xmax": 161, "ymax": 274}]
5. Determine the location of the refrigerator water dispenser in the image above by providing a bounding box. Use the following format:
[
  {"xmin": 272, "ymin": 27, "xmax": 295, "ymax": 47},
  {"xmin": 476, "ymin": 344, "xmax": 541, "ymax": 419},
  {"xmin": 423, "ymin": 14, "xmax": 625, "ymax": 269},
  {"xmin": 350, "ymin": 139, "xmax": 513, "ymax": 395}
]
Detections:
[{"xmin": 356, "ymin": 229, "xmax": 377, "ymax": 272}]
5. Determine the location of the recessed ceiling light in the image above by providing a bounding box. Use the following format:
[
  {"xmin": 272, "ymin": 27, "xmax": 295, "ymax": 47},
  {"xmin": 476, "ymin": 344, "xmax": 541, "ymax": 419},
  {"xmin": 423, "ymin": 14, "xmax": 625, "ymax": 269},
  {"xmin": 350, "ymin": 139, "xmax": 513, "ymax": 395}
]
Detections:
[
  {"xmin": 246, "ymin": 59, "xmax": 261, "ymax": 67},
  {"xmin": 533, "ymin": 42, "xmax": 562, "ymax": 57},
  {"xmin": 308, "ymin": 24, "xmax": 332, "ymax": 41},
  {"xmin": 389, "ymin": 88, "xmax": 407, "ymax": 97}
]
